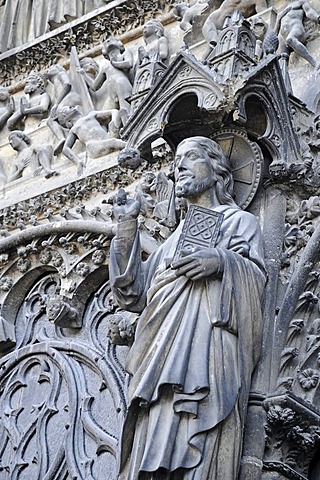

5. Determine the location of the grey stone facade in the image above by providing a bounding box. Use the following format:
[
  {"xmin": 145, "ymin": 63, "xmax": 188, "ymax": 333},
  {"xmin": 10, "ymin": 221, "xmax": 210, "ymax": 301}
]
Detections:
[{"xmin": 0, "ymin": 1, "xmax": 320, "ymax": 479}]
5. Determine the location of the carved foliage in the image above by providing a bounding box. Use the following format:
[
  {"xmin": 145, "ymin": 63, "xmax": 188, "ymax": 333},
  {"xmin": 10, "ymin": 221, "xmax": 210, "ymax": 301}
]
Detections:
[
  {"xmin": 264, "ymin": 396, "xmax": 320, "ymax": 480},
  {"xmin": 0, "ymin": 153, "xmax": 170, "ymax": 232},
  {"xmin": 0, "ymin": 1, "xmax": 176, "ymax": 86}
]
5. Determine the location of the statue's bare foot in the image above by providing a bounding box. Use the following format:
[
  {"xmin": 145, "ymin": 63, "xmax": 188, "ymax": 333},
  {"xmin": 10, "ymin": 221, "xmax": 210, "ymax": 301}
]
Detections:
[{"xmin": 45, "ymin": 170, "xmax": 59, "ymax": 179}]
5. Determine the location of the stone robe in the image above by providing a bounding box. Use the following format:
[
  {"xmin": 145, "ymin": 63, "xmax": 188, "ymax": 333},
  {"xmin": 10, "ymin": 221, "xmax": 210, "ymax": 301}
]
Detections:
[{"xmin": 110, "ymin": 204, "xmax": 266, "ymax": 480}]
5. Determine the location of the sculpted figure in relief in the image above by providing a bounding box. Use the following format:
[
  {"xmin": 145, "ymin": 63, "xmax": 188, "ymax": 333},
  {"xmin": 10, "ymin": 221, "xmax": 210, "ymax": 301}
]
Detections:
[
  {"xmin": 79, "ymin": 57, "xmax": 100, "ymax": 108},
  {"xmin": 110, "ymin": 136, "xmax": 266, "ymax": 479},
  {"xmin": 82, "ymin": 38, "xmax": 133, "ymax": 128},
  {"xmin": 202, "ymin": 0, "xmax": 268, "ymax": 46},
  {"xmin": 46, "ymin": 64, "xmax": 82, "ymax": 154},
  {"xmin": 46, "ymin": 294, "xmax": 80, "ymax": 328},
  {"xmin": 7, "ymin": 71, "xmax": 50, "ymax": 131},
  {"xmin": 275, "ymin": 0, "xmax": 320, "ymax": 69},
  {"xmin": 173, "ymin": 0, "xmax": 209, "ymax": 32},
  {"xmin": 56, "ymin": 106, "xmax": 125, "ymax": 175},
  {"xmin": 0, "ymin": 87, "xmax": 14, "ymax": 134},
  {"xmin": 8, "ymin": 130, "xmax": 57, "ymax": 182},
  {"xmin": 138, "ymin": 19, "xmax": 170, "ymax": 65}
]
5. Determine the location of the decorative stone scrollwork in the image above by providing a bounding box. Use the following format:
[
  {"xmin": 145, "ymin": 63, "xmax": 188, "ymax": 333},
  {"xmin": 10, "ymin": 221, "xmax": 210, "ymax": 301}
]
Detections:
[{"xmin": 178, "ymin": 65, "xmax": 192, "ymax": 78}]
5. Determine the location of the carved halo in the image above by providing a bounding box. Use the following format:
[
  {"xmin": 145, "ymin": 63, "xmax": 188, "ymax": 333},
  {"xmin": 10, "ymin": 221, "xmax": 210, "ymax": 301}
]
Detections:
[{"xmin": 212, "ymin": 127, "xmax": 263, "ymax": 209}]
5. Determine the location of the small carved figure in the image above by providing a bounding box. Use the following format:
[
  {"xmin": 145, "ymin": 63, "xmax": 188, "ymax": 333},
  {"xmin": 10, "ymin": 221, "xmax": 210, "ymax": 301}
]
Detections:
[
  {"xmin": 250, "ymin": 16, "xmax": 268, "ymax": 58},
  {"xmin": 46, "ymin": 64, "xmax": 82, "ymax": 154},
  {"xmin": 0, "ymin": 87, "xmax": 14, "ymax": 133},
  {"xmin": 134, "ymin": 172, "xmax": 157, "ymax": 216},
  {"xmin": 56, "ymin": 106, "xmax": 126, "ymax": 175},
  {"xmin": 117, "ymin": 147, "xmax": 141, "ymax": 170},
  {"xmin": 107, "ymin": 312, "xmax": 136, "ymax": 346},
  {"xmin": 7, "ymin": 71, "xmax": 50, "ymax": 131},
  {"xmin": 110, "ymin": 136, "xmax": 266, "ymax": 479},
  {"xmin": 46, "ymin": 294, "xmax": 81, "ymax": 328},
  {"xmin": 79, "ymin": 57, "xmax": 100, "ymax": 81},
  {"xmin": 173, "ymin": 0, "xmax": 209, "ymax": 32},
  {"xmin": 8, "ymin": 130, "xmax": 57, "ymax": 182},
  {"xmin": 82, "ymin": 38, "xmax": 133, "ymax": 127},
  {"xmin": 202, "ymin": 0, "xmax": 268, "ymax": 46},
  {"xmin": 79, "ymin": 56, "xmax": 100, "ymax": 107},
  {"xmin": 138, "ymin": 19, "xmax": 170, "ymax": 65},
  {"xmin": 275, "ymin": 0, "xmax": 320, "ymax": 69}
]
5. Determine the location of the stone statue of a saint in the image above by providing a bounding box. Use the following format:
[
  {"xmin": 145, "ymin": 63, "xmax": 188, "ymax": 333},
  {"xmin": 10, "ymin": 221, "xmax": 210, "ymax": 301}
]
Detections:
[{"xmin": 109, "ymin": 136, "xmax": 266, "ymax": 479}]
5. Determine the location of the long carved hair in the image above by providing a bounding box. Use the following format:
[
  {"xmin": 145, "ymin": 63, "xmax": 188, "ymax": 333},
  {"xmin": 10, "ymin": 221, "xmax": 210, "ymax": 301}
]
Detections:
[{"xmin": 177, "ymin": 136, "xmax": 235, "ymax": 205}]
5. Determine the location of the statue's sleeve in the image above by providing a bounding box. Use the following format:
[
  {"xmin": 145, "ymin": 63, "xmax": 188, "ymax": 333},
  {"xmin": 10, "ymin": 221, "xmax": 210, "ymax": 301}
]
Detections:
[{"xmin": 109, "ymin": 219, "xmax": 161, "ymax": 313}]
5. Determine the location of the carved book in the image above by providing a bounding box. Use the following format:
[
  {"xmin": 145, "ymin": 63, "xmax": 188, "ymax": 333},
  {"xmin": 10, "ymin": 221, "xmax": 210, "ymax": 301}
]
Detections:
[{"xmin": 173, "ymin": 205, "xmax": 224, "ymax": 261}]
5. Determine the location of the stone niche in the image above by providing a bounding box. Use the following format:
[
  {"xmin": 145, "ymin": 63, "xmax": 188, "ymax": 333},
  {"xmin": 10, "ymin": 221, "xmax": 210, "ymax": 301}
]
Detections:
[{"xmin": 0, "ymin": 1, "xmax": 320, "ymax": 479}]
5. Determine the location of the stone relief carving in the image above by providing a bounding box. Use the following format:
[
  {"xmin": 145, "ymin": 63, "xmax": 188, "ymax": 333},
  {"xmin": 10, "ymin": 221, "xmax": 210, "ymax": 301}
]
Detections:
[
  {"xmin": 7, "ymin": 130, "xmax": 57, "ymax": 182},
  {"xmin": 109, "ymin": 136, "xmax": 266, "ymax": 478},
  {"xmin": 7, "ymin": 70, "xmax": 50, "ymax": 131},
  {"xmin": 264, "ymin": 397, "xmax": 320, "ymax": 480},
  {"xmin": 45, "ymin": 294, "xmax": 82, "ymax": 328},
  {"xmin": 0, "ymin": 1, "xmax": 176, "ymax": 86},
  {"xmin": 1, "ymin": 3, "xmax": 320, "ymax": 479},
  {"xmin": 0, "ymin": 275, "xmax": 127, "ymax": 478},
  {"xmin": 0, "ymin": 86, "xmax": 14, "ymax": 134},
  {"xmin": 173, "ymin": 0, "xmax": 209, "ymax": 33},
  {"xmin": 46, "ymin": 63, "xmax": 82, "ymax": 155},
  {"xmin": 79, "ymin": 56, "xmax": 100, "ymax": 108},
  {"xmin": 202, "ymin": 0, "xmax": 268, "ymax": 47},
  {"xmin": 138, "ymin": 18, "xmax": 170, "ymax": 65},
  {"xmin": 117, "ymin": 146, "xmax": 142, "ymax": 170},
  {"xmin": 0, "ymin": 0, "xmax": 108, "ymax": 53},
  {"xmin": 56, "ymin": 106, "xmax": 125, "ymax": 175},
  {"xmin": 275, "ymin": 0, "xmax": 320, "ymax": 69},
  {"xmin": 131, "ymin": 18, "xmax": 169, "ymax": 106},
  {"xmin": 82, "ymin": 37, "xmax": 133, "ymax": 128}
]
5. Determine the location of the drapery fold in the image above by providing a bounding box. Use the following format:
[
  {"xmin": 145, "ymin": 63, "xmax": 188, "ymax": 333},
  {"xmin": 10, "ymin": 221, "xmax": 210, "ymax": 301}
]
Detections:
[{"xmin": 110, "ymin": 205, "xmax": 266, "ymax": 479}]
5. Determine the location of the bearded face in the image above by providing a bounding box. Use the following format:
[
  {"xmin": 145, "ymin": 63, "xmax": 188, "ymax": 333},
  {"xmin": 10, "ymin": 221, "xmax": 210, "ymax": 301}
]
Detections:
[
  {"xmin": 24, "ymin": 76, "xmax": 41, "ymax": 94},
  {"xmin": 175, "ymin": 140, "xmax": 216, "ymax": 198}
]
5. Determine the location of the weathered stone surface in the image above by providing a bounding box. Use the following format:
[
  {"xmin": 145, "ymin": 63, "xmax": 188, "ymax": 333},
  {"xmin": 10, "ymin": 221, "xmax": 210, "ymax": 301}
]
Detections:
[{"xmin": 1, "ymin": 1, "xmax": 320, "ymax": 478}]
